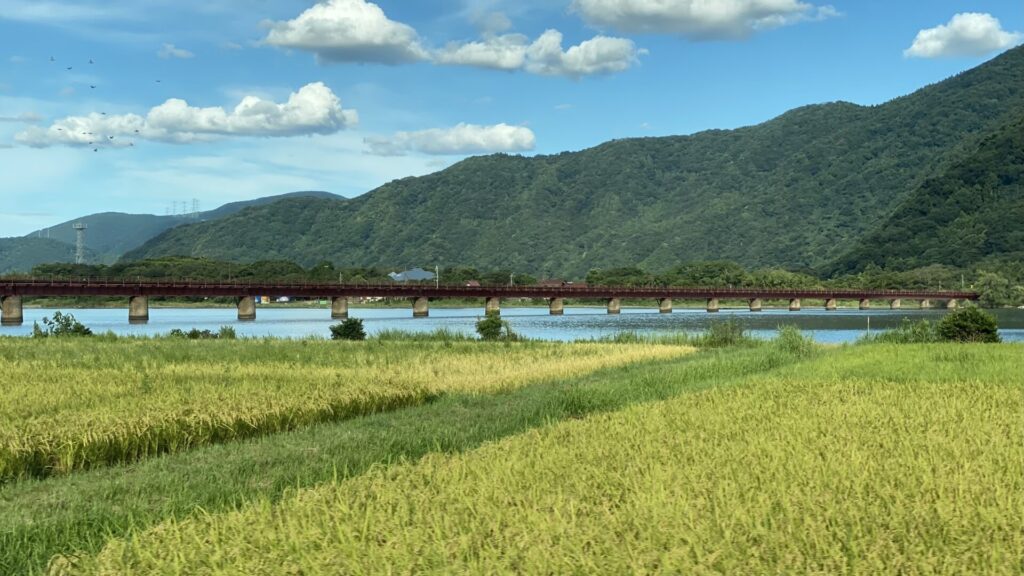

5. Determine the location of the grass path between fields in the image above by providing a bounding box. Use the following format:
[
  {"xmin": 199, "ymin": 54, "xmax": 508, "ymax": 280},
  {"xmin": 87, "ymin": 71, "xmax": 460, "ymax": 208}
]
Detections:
[{"xmin": 1, "ymin": 344, "xmax": 801, "ymax": 575}]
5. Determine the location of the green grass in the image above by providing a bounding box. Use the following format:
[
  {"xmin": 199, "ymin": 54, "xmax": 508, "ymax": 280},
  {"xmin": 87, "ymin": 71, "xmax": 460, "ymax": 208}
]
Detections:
[
  {"xmin": 58, "ymin": 344, "xmax": 1024, "ymax": 575},
  {"xmin": 0, "ymin": 338, "xmax": 689, "ymax": 481},
  {"xmin": 0, "ymin": 345, "xmax": 799, "ymax": 575}
]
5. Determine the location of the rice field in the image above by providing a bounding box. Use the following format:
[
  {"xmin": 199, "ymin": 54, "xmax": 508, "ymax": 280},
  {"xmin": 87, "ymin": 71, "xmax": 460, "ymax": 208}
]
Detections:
[
  {"xmin": 0, "ymin": 338, "xmax": 692, "ymax": 481},
  {"xmin": 56, "ymin": 344, "xmax": 1024, "ymax": 575}
]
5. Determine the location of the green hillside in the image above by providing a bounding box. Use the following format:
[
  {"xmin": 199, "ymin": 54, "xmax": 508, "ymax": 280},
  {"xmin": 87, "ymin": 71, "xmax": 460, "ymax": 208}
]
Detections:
[
  {"xmin": 0, "ymin": 238, "xmax": 92, "ymax": 275},
  {"xmin": 125, "ymin": 47, "xmax": 1024, "ymax": 277},
  {"xmin": 26, "ymin": 192, "xmax": 341, "ymax": 264},
  {"xmin": 830, "ymin": 114, "xmax": 1024, "ymax": 274}
]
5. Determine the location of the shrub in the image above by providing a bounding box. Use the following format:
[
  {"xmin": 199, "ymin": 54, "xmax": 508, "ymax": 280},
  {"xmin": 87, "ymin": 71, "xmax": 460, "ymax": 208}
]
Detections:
[
  {"xmin": 475, "ymin": 313, "xmax": 520, "ymax": 342},
  {"xmin": 937, "ymin": 307, "xmax": 1001, "ymax": 343},
  {"xmin": 696, "ymin": 319, "xmax": 750, "ymax": 348},
  {"xmin": 331, "ymin": 318, "xmax": 366, "ymax": 341},
  {"xmin": 868, "ymin": 319, "xmax": 940, "ymax": 344},
  {"xmin": 773, "ymin": 325, "xmax": 815, "ymax": 357},
  {"xmin": 218, "ymin": 326, "xmax": 237, "ymax": 340},
  {"xmin": 31, "ymin": 312, "xmax": 92, "ymax": 338}
]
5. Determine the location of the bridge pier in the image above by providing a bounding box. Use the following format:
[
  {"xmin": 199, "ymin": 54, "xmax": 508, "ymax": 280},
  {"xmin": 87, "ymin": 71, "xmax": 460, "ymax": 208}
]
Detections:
[
  {"xmin": 946, "ymin": 299, "xmax": 958, "ymax": 310},
  {"xmin": 789, "ymin": 298, "xmax": 801, "ymax": 312},
  {"xmin": 485, "ymin": 297, "xmax": 501, "ymax": 316},
  {"xmin": 859, "ymin": 299, "xmax": 871, "ymax": 310},
  {"xmin": 331, "ymin": 297, "xmax": 349, "ymax": 320},
  {"xmin": 237, "ymin": 296, "xmax": 256, "ymax": 322},
  {"xmin": 607, "ymin": 298, "xmax": 621, "ymax": 315},
  {"xmin": 749, "ymin": 298, "xmax": 762, "ymax": 312},
  {"xmin": 549, "ymin": 298, "xmax": 564, "ymax": 316},
  {"xmin": 129, "ymin": 296, "xmax": 149, "ymax": 324},
  {"xmin": 825, "ymin": 298, "xmax": 837, "ymax": 311},
  {"xmin": 1, "ymin": 296, "xmax": 23, "ymax": 327},
  {"xmin": 890, "ymin": 299, "xmax": 901, "ymax": 310},
  {"xmin": 659, "ymin": 298, "xmax": 672, "ymax": 314},
  {"xmin": 706, "ymin": 298, "xmax": 720, "ymax": 313},
  {"xmin": 413, "ymin": 297, "xmax": 429, "ymax": 318},
  {"xmin": 921, "ymin": 299, "xmax": 932, "ymax": 309}
]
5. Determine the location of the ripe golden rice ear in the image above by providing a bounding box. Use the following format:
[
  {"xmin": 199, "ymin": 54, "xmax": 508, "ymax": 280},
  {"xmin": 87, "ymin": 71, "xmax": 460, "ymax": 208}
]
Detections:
[
  {"xmin": 67, "ymin": 345, "xmax": 1024, "ymax": 576},
  {"xmin": 0, "ymin": 339, "xmax": 692, "ymax": 481}
]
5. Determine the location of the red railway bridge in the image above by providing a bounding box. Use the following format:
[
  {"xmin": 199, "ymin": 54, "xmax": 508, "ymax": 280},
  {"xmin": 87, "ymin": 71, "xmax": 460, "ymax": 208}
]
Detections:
[{"xmin": 0, "ymin": 279, "xmax": 978, "ymax": 326}]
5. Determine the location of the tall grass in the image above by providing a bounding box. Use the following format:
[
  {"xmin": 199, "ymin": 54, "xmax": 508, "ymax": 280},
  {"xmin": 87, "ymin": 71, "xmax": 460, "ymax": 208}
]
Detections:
[
  {"xmin": 0, "ymin": 339, "xmax": 692, "ymax": 481},
  {"xmin": 62, "ymin": 344, "xmax": 1024, "ymax": 575}
]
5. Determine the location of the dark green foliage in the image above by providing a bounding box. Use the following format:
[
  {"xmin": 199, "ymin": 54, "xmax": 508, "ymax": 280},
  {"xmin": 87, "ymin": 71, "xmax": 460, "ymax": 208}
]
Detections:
[
  {"xmin": 31, "ymin": 312, "xmax": 93, "ymax": 338},
  {"xmin": 937, "ymin": 307, "xmax": 1001, "ymax": 343},
  {"xmin": 168, "ymin": 327, "xmax": 237, "ymax": 340},
  {"xmin": 694, "ymin": 320, "xmax": 751, "ymax": 348},
  {"xmin": 475, "ymin": 313, "xmax": 519, "ymax": 341},
  {"xmin": 123, "ymin": 47, "xmax": 1024, "ymax": 277},
  {"xmin": 330, "ymin": 318, "xmax": 367, "ymax": 341},
  {"xmin": 866, "ymin": 319, "xmax": 941, "ymax": 344},
  {"xmin": 0, "ymin": 238, "xmax": 85, "ymax": 275}
]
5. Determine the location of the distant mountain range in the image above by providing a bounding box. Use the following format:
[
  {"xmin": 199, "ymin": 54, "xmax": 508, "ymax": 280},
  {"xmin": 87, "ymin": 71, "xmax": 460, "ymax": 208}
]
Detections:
[
  {"xmin": 125, "ymin": 46, "xmax": 1024, "ymax": 278},
  {"xmin": 0, "ymin": 192, "xmax": 341, "ymax": 274},
  {"xmin": 6, "ymin": 46, "xmax": 1024, "ymax": 278}
]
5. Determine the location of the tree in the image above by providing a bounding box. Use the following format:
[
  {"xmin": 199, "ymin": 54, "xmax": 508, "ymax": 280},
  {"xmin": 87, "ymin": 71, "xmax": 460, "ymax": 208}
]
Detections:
[
  {"xmin": 937, "ymin": 307, "xmax": 1001, "ymax": 343},
  {"xmin": 32, "ymin": 311, "xmax": 93, "ymax": 338},
  {"xmin": 330, "ymin": 318, "xmax": 366, "ymax": 341}
]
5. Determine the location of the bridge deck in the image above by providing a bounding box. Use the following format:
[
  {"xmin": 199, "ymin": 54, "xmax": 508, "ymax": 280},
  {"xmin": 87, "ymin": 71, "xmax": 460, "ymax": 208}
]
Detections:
[{"xmin": 0, "ymin": 279, "xmax": 979, "ymax": 301}]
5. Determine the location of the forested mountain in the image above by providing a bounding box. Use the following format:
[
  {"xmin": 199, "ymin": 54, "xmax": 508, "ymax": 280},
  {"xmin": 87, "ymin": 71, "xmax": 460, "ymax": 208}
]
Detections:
[
  {"xmin": 830, "ymin": 113, "xmax": 1024, "ymax": 274},
  {"xmin": 0, "ymin": 238, "xmax": 93, "ymax": 275},
  {"xmin": 123, "ymin": 47, "xmax": 1024, "ymax": 278},
  {"xmin": 23, "ymin": 192, "xmax": 341, "ymax": 264}
]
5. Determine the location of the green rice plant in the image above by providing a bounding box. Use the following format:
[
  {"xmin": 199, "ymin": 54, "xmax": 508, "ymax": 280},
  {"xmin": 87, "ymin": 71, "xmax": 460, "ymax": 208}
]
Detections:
[
  {"xmin": 0, "ymin": 339, "xmax": 692, "ymax": 482},
  {"xmin": 62, "ymin": 344, "xmax": 1024, "ymax": 575}
]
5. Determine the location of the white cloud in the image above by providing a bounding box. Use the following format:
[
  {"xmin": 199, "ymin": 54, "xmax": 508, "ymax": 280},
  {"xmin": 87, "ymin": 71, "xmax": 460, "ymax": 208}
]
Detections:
[
  {"xmin": 265, "ymin": 0, "xmax": 429, "ymax": 64},
  {"xmin": 365, "ymin": 123, "xmax": 535, "ymax": 156},
  {"xmin": 435, "ymin": 30, "xmax": 644, "ymax": 77},
  {"xmin": 158, "ymin": 43, "xmax": 195, "ymax": 59},
  {"xmin": 16, "ymin": 82, "xmax": 357, "ymax": 147},
  {"xmin": 571, "ymin": 0, "xmax": 837, "ymax": 39},
  {"xmin": 905, "ymin": 13, "xmax": 1023, "ymax": 59}
]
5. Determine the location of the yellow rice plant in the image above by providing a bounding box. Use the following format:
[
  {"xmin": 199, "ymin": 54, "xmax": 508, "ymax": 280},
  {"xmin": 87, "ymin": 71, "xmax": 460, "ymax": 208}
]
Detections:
[
  {"xmin": 0, "ymin": 338, "xmax": 692, "ymax": 481},
  {"xmin": 61, "ymin": 344, "xmax": 1024, "ymax": 575}
]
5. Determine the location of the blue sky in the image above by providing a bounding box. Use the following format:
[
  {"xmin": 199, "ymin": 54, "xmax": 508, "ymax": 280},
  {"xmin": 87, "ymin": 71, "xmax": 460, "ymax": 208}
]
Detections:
[{"xmin": 1, "ymin": 0, "xmax": 1022, "ymax": 236}]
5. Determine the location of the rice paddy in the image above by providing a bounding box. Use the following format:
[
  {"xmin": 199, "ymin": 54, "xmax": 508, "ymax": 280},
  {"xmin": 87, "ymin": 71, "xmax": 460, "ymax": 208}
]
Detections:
[
  {"xmin": 1, "ymin": 334, "xmax": 1019, "ymax": 575},
  {"xmin": 0, "ymin": 338, "xmax": 691, "ymax": 481}
]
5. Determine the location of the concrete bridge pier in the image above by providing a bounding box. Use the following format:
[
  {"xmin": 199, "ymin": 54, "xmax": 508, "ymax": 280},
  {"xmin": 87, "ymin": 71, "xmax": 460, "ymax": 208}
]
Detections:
[
  {"xmin": 413, "ymin": 297, "xmax": 430, "ymax": 318},
  {"xmin": 607, "ymin": 298, "xmax": 621, "ymax": 315},
  {"xmin": 890, "ymin": 299, "xmax": 902, "ymax": 310},
  {"xmin": 331, "ymin": 297, "xmax": 349, "ymax": 320},
  {"xmin": 946, "ymin": 299, "xmax": 958, "ymax": 309},
  {"xmin": 706, "ymin": 298, "xmax": 720, "ymax": 313},
  {"xmin": 659, "ymin": 298, "xmax": 673, "ymax": 314},
  {"xmin": 749, "ymin": 298, "xmax": 762, "ymax": 312},
  {"xmin": 825, "ymin": 298, "xmax": 837, "ymax": 311},
  {"xmin": 921, "ymin": 299, "xmax": 932, "ymax": 309},
  {"xmin": 1, "ymin": 296, "xmax": 23, "ymax": 327},
  {"xmin": 859, "ymin": 299, "xmax": 871, "ymax": 310},
  {"xmin": 485, "ymin": 297, "xmax": 501, "ymax": 316},
  {"xmin": 237, "ymin": 296, "xmax": 256, "ymax": 322},
  {"xmin": 549, "ymin": 298, "xmax": 564, "ymax": 316},
  {"xmin": 789, "ymin": 298, "xmax": 801, "ymax": 312},
  {"xmin": 129, "ymin": 296, "xmax": 149, "ymax": 324}
]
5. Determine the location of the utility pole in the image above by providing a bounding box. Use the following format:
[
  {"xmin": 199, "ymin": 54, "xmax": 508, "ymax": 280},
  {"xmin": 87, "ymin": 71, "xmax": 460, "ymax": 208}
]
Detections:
[
  {"xmin": 435, "ymin": 265, "xmax": 439, "ymax": 289},
  {"xmin": 510, "ymin": 273, "xmax": 515, "ymax": 287}
]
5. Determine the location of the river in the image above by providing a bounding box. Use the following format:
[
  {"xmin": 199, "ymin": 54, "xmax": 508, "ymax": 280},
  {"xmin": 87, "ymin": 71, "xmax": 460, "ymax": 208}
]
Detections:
[{"xmin": 3, "ymin": 306, "xmax": 1023, "ymax": 343}]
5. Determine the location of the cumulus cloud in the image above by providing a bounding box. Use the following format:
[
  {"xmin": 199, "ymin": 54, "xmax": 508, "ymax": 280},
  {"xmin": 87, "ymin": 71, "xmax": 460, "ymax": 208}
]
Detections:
[
  {"xmin": 265, "ymin": 0, "xmax": 429, "ymax": 64},
  {"xmin": 16, "ymin": 82, "xmax": 357, "ymax": 147},
  {"xmin": 905, "ymin": 13, "xmax": 1023, "ymax": 59},
  {"xmin": 435, "ymin": 30, "xmax": 644, "ymax": 77},
  {"xmin": 365, "ymin": 123, "xmax": 535, "ymax": 156},
  {"xmin": 571, "ymin": 0, "xmax": 837, "ymax": 39},
  {"xmin": 158, "ymin": 43, "xmax": 195, "ymax": 59}
]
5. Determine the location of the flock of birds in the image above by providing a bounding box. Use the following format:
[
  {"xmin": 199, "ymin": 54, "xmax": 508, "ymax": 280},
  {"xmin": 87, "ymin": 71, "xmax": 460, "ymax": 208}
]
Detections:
[{"xmin": 48, "ymin": 55, "xmax": 162, "ymax": 152}]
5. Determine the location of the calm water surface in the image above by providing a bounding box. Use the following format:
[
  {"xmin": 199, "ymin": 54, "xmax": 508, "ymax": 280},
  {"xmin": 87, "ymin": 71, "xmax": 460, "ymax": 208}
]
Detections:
[{"xmin": 4, "ymin": 306, "xmax": 1024, "ymax": 343}]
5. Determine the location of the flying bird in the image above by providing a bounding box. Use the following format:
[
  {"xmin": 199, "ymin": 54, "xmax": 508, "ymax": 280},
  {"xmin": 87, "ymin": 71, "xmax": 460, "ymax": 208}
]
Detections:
[
  {"xmin": 89, "ymin": 59, "xmax": 94, "ymax": 64},
  {"xmin": 66, "ymin": 66, "xmax": 72, "ymax": 70},
  {"xmin": 89, "ymin": 85, "xmax": 96, "ymax": 89},
  {"xmin": 50, "ymin": 56, "xmax": 55, "ymax": 62},
  {"xmin": 155, "ymin": 79, "xmax": 161, "ymax": 83}
]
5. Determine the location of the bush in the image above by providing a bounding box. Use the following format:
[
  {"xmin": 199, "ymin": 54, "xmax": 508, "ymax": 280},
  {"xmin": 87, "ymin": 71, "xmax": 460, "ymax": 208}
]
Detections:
[
  {"xmin": 696, "ymin": 319, "xmax": 750, "ymax": 348},
  {"xmin": 773, "ymin": 325, "xmax": 815, "ymax": 357},
  {"xmin": 937, "ymin": 307, "xmax": 1001, "ymax": 343},
  {"xmin": 32, "ymin": 312, "xmax": 93, "ymax": 338},
  {"xmin": 331, "ymin": 318, "xmax": 366, "ymax": 341},
  {"xmin": 218, "ymin": 326, "xmax": 237, "ymax": 340},
  {"xmin": 475, "ymin": 313, "xmax": 520, "ymax": 342}
]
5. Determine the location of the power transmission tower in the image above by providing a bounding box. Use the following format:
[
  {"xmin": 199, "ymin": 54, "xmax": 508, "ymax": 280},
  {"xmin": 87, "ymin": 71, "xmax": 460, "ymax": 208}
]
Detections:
[{"xmin": 73, "ymin": 223, "xmax": 88, "ymax": 264}]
